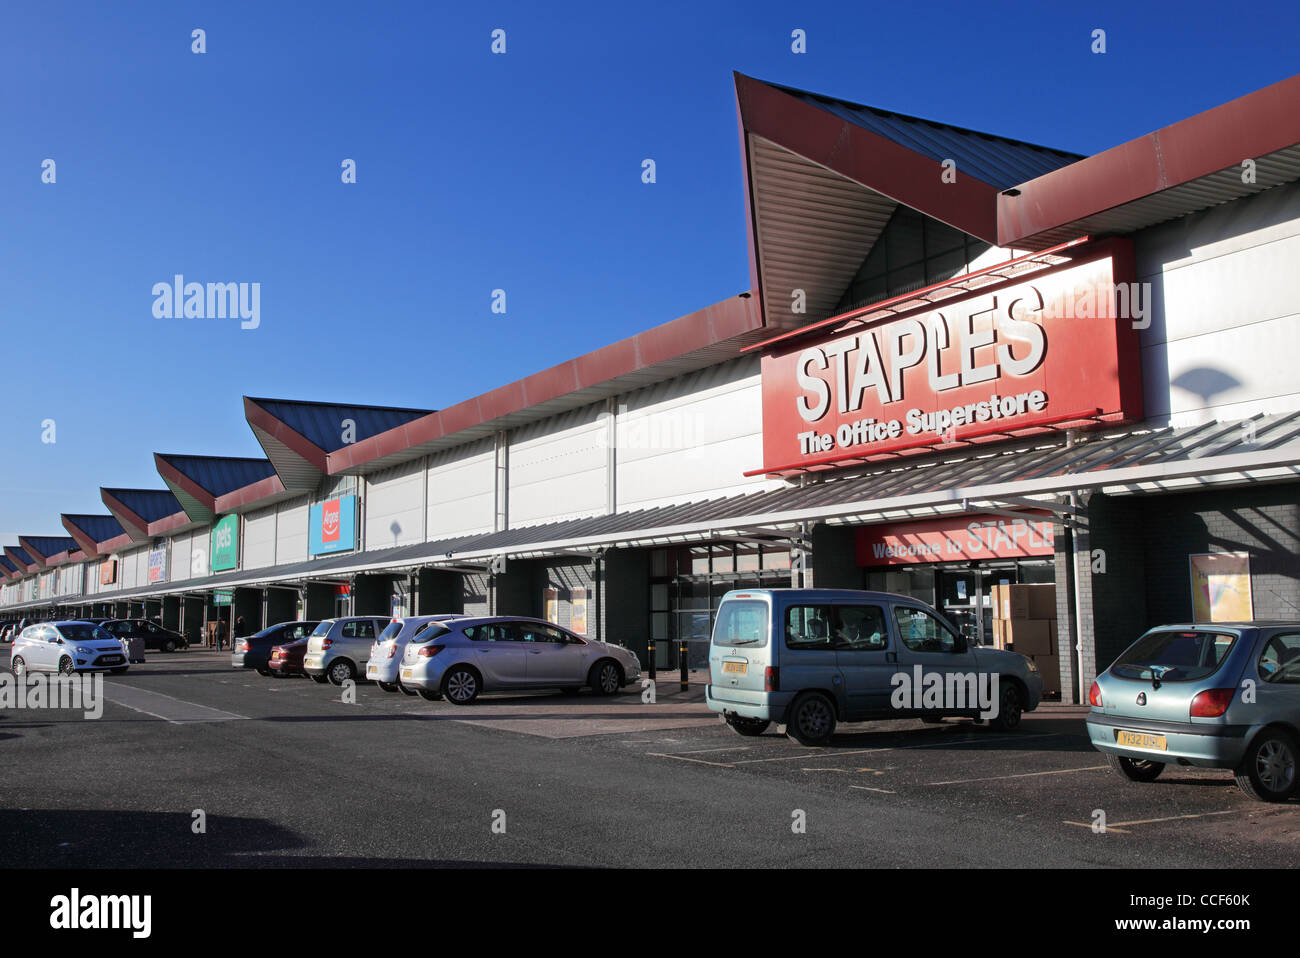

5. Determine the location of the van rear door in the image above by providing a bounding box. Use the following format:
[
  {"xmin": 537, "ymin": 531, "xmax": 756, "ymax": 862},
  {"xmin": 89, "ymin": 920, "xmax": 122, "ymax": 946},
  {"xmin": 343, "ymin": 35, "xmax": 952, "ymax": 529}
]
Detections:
[{"xmin": 709, "ymin": 596, "xmax": 772, "ymax": 694}]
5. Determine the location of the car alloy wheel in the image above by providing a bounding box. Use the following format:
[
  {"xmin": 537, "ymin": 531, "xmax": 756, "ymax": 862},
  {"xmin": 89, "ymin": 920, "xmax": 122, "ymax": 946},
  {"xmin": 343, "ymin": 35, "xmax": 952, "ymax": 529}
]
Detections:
[
  {"xmin": 11, "ymin": 657, "xmax": 25, "ymax": 678},
  {"xmin": 59, "ymin": 657, "xmax": 75, "ymax": 676},
  {"xmin": 1236, "ymin": 731, "xmax": 1298, "ymax": 802},
  {"xmin": 592, "ymin": 661, "xmax": 621, "ymax": 696},
  {"xmin": 327, "ymin": 660, "xmax": 354, "ymax": 686},
  {"xmin": 443, "ymin": 668, "xmax": 479, "ymax": 705},
  {"xmin": 787, "ymin": 693, "xmax": 835, "ymax": 747}
]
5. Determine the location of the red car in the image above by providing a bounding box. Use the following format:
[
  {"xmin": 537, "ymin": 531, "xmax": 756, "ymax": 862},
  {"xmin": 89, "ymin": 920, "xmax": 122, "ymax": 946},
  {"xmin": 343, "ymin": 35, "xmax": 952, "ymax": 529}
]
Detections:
[{"xmin": 268, "ymin": 636, "xmax": 310, "ymax": 677}]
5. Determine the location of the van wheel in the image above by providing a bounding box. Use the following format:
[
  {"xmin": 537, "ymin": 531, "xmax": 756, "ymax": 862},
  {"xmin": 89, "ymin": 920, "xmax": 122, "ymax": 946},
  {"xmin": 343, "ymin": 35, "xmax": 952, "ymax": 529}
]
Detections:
[
  {"xmin": 988, "ymin": 682, "xmax": 1023, "ymax": 731},
  {"xmin": 1107, "ymin": 752, "xmax": 1164, "ymax": 782},
  {"xmin": 726, "ymin": 716, "xmax": 771, "ymax": 737},
  {"xmin": 1234, "ymin": 730, "xmax": 1299, "ymax": 802},
  {"xmin": 786, "ymin": 693, "xmax": 836, "ymax": 747}
]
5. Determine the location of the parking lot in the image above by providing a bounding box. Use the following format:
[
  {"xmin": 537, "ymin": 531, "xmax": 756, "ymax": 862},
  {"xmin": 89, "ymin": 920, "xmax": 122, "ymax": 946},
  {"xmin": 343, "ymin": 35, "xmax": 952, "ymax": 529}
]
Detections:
[{"xmin": 1, "ymin": 646, "xmax": 1297, "ymax": 869}]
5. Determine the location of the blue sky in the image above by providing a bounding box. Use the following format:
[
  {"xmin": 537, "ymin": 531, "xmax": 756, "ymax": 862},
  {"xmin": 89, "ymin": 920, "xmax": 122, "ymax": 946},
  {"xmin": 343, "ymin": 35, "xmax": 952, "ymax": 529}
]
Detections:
[{"xmin": 1, "ymin": 0, "xmax": 1297, "ymax": 537}]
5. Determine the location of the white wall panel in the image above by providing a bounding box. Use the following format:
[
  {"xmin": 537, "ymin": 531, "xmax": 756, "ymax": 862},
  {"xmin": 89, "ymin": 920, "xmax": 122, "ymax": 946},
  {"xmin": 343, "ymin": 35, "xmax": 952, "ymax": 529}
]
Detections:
[
  {"xmin": 509, "ymin": 405, "xmax": 607, "ymax": 526},
  {"xmin": 243, "ymin": 507, "xmax": 277, "ymax": 570},
  {"xmin": 365, "ymin": 459, "xmax": 425, "ymax": 550},
  {"xmin": 1136, "ymin": 181, "xmax": 1300, "ymax": 426},
  {"xmin": 169, "ymin": 531, "xmax": 192, "ymax": 582},
  {"xmin": 276, "ymin": 497, "xmax": 308, "ymax": 565},
  {"xmin": 426, "ymin": 439, "xmax": 495, "ymax": 539},
  {"xmin": 617, "ymin": 356, "xmax": 785, "ymax": 513}
]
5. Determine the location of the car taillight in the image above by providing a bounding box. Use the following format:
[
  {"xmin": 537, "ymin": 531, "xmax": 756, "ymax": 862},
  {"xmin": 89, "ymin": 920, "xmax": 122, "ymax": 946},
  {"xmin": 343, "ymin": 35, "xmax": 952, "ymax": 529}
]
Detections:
[
  {"xmin": 1190, "ymin": 687, "xmax": 1235, "ymax": 718},
  {"xmin": 1089, "ymin": 681, "xmax": 1103, "ymax": 707},
  {"xmin": 417, "ymin": 644, "xmax": 445, "ymax": 658},
  {"xmin": 765, "ymin": 666, "xmax": 779, "ymax": 692},
  {"xmin": 239, "ymin": 641, "xmax": 250, "ymax": 652},
  {"xmin": 321, "ymin": 638, "xmax": 332, "ymax": 649}
]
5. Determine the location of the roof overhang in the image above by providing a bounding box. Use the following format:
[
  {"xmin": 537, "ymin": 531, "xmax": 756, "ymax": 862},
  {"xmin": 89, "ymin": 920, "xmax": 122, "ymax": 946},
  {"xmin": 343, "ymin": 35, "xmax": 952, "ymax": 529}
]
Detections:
[
  {"xmin": 154, "ymin": 454, "xmax": 291, "ymax": 520},
  {"xmin": 3, "ymin": 547, "xmax": 36, "ymax": 573},
  {"xmin": 61, "ymin": 514, "xmax": 132, "ymax": 557},
  {"xmin": 101, "ymin": 489, "xmax": 201, "ymax": 542},
  {"xmin": 245, "ymin": 294, "xmax": 765, "ymax": 479},
  {"xmin": 999, "ymin": 72, "xmax": 1300, "ymax": 249},
  {"xmin": 17, "ymin": 536, "xmax": 79, "ymax": 568}
]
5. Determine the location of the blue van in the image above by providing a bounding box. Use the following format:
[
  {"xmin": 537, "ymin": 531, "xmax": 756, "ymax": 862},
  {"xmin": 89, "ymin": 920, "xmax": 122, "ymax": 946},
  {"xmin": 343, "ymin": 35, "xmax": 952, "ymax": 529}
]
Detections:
[{"xmin": 705, "ymin": 588, "xmax": 1043, "ymax": 746}]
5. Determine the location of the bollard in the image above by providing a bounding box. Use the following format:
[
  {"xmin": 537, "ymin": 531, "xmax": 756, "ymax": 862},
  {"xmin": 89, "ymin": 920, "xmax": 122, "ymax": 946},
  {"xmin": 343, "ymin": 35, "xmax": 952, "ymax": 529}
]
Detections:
[{"xmin": 679, "ymin": 639, "xmax": 688, "ymax": 691}]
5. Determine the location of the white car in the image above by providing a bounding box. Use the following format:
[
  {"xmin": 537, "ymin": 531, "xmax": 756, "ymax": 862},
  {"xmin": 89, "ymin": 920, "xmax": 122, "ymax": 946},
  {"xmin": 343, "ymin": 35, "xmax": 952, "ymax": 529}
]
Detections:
[
  {"xmin": 10, "ymin": 621, "xmax": 129, "ymax": 676},
  {"xmin": 365, "ymin": 615, "xmax": 463, "ymax": 693}
]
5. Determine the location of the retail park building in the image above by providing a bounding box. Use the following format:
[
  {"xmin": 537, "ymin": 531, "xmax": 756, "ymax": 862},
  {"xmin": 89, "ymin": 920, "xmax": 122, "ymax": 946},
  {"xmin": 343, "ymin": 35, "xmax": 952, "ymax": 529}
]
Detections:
[{"xmin": 3, "ymin": 73, "xmax": 1299, "ymax": 704}]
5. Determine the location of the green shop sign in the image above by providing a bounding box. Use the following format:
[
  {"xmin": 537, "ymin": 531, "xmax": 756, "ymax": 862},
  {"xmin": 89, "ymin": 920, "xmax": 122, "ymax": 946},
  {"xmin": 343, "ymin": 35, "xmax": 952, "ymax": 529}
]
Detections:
[
  {"xmin": 213, "ymin": 590, "xmax": 233, "ymax": 607},
  {"xmin": 210, "ymin": 514, "xmax": 239, "ymax": 572}
]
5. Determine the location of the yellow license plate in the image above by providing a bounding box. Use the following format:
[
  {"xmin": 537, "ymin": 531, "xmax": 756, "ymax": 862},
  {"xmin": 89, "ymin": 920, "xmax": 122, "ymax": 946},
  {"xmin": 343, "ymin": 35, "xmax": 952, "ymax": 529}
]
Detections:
[
  {"xmin": 722, "ymin": 661, "xmax": 747, "ymax": 674},
  {"xmin": 402, "ymin": 669, "xmax": 412, "ymax": 679},
  {"xmin": 367, "ymin": 665, "xmax": 377, "ymax": 673},
  {"xmin": 1116, "ymin": 730, "xmax": 1167, "ymax": 750}
]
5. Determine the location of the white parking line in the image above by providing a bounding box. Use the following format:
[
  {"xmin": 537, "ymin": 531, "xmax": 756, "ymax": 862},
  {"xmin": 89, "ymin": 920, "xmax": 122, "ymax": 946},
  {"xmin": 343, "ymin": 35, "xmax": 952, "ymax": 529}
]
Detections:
[
  {"xmin": 101, "ymin": 683, "xmax": 247, "ymax": 725},
  {"xmin": 849, "ymin": 785, "xmax": 897, "ymax": 794},
  {"xmin": 928, "ymin": 764, "xmax": 1109, "ymax": 786},
  {"xmin": 1062, "ymin": 810, "xmax": 1240, "ymax": 835},
  {"xmin": 646, "ymin": 752, "xmax": 738, "ymax": 768}
]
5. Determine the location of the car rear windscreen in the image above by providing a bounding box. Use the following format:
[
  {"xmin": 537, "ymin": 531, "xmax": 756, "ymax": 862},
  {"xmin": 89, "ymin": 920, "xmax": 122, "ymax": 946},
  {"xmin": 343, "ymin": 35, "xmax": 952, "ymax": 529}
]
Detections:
[
  {"xmin": 711, "ymin": 600, "xmax": 769, "ymax": 648},
  {"xmin": 411, "ymin": 622, "xmax": 451, "ymax": 643},
  {"xmin": 378, "ymin": 621, "xmax": 403, "ymax": 641},
  {"xmin": 1111, "ymin": 629, "xmax": 1237, "ymax": 682}
]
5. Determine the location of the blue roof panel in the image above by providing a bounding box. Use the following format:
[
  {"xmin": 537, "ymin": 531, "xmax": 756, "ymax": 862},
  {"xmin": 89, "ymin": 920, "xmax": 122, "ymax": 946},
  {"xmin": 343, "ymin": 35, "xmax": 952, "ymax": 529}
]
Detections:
[
  {"xmin": 252, "ymin": 398, "xmax": 433, "ymax": 453},
  {"xmin": 0, "ymin": 556, "xmax": 17, "ymax": 573},
  {"xmin": 65, "ymin": 514, "xmax": 127, "ymax": 543},
  {"xmin": 160, "ymin": 455, "xmax": 278, "ymax": 496},
  {"xmin": 778, "ymin": 85, "xmax": 1083, "ymax": 190},
  {"xmin": 104, "ymin": 489, "xmax": 184, "ymax": 523},
  {"xmin": 6, "ymin": 546, "xmax": 33, "ymax": 565},
  {"xmin": 22, "ymin": 536, "xmax": 79, "ymax": 557}
]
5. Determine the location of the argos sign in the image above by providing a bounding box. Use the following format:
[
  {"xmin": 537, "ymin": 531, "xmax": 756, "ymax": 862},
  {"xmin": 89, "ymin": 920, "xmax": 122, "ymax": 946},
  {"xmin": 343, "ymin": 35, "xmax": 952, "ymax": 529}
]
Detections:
[
  {"xmin": 309, "ymin": 495, "xmax": 357, "ymax": 556},
  {"xmin": 753, "ymin": 240, "xmax": 1143, "ymax": 474}
]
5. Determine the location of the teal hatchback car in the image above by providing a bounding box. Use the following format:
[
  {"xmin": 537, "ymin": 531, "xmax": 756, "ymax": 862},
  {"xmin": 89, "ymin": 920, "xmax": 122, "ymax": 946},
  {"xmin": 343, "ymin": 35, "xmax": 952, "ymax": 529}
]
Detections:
[{"xmin": 1087, "ymin": 623, "xmax": 1300, "ymax": 802}]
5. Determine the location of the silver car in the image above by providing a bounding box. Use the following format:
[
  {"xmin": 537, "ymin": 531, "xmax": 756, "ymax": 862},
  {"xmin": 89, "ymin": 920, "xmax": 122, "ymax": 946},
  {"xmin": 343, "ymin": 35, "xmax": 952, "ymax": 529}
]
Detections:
[
  {"xmin": 365, "ymin": 615, "xmax": 461, "ymax": 693},
  {"xmin": 302, "ymin": 616, "xmax": 389, "ymax": 686},
  {"xmin": 10, "ymin": 620, "xmax": 129, "ymax": 676},
  {"xmin": 1087, "ymin": 622, "xmax": 1300, "ymax": 802},
  {"xmin": 398, "ymin": 616, "xmax": 642, "ymax": 704}
]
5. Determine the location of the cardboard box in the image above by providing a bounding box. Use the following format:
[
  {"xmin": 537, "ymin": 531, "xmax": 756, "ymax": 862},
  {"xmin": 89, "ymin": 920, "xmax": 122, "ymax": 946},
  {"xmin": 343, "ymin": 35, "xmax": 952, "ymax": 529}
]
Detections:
[
  {"xmin": 1027, "ymin": 584, "xmax": 1057, "ymax": 619},
  {"xmin": 992, "ymin": 619, "xmax": 1007, "ymax": 649},
  {"xmin": 1004, "ymin": 619, "xmax": 1052, "ymax": 656},
  {"xmin": 998, "ymin": 584, "xmax": 1057, "ymax": 620},
  {"xmin": 1034, "ymin": 654, "xmax": 1061, "ymax": 693}
]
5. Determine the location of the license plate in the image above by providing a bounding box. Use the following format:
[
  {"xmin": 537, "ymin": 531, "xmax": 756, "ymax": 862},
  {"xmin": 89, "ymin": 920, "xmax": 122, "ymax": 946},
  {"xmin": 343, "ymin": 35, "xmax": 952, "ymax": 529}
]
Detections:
[
  {"xmin": 1116, "ymin": 730, "xmax": 1167, "ymax": 750},
  {"xmin": 101, "ymin": 656, "xmax": 122, "ymax": 664},
  {"xmin": 722, "ymin": 661, "xmax": 747, "ymax": 674},
  {"xmin": 402, "ymin": 669, "xmax": 412, "ymax": 679},
  {"xmin": 367, "ymin": 665, "xmax": 377, "ymax": 675}
]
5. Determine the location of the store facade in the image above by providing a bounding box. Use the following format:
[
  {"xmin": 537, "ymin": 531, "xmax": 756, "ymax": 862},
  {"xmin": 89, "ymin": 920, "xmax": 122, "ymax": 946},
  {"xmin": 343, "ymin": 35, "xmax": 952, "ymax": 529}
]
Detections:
[{"xmin": 4, "ymin": 71, "xmax": 1300, "ymax": 705}]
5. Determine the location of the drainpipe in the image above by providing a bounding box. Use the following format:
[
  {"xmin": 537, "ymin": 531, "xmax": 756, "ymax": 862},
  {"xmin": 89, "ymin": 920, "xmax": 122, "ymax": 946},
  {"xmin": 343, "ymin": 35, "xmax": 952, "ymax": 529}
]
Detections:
[{"xmin": 1066, "ymin": 431, "xmax": 1086, "ymax": 705}]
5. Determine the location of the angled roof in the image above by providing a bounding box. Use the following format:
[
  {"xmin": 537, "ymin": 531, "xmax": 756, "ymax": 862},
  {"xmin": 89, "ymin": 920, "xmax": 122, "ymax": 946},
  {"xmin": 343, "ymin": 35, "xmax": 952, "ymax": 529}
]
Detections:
[
  {"xmin": 101, "ymin": 488, "xmax": 196, "ymax": 541},
  {"xmin": 154, "ymin": 453, "xmax": 287, "ymax": 520},
  {"xmin": 244, "ymin": 294, "xmax": 766, "ymax": 479},
  {"xmin": 62, "ymin": 513, "xmax": 131, "ymax": 556},
  {"xmin": 18, "ymin": 536, "xmax": 79, "ymax": 567},
  {"xmin": 999, "ymin": 71, "xmax": 1300, "ymax": 249},
  {"xmin": 733, "ymin": 72, "xmax": 1081, "ymax": 330},
  {"xmin": 4, "ymin": 546, "xmax": 35, "ymax": 572}
]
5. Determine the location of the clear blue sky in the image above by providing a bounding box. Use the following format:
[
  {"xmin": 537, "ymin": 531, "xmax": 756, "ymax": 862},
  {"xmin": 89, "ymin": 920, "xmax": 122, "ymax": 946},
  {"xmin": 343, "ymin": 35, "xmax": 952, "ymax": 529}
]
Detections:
[{"xmin": 1, "ymin": 0, "xmax": 1296, "ymax": 538}]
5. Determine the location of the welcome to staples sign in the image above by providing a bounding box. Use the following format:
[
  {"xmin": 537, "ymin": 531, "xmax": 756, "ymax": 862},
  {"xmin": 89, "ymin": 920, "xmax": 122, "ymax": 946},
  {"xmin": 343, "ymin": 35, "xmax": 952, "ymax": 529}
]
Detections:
[
  {"xmin": 754, "ymin": 240, "xmax": 1144, "ymax": 474},
  {"xmin": 309, "ymin": 494, "xmax": 357, "ymax": 556}
]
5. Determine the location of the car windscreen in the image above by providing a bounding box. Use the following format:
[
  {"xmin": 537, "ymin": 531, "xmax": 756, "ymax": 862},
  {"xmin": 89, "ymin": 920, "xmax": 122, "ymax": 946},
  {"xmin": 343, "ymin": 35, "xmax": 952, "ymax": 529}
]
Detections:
[
  {"xmin": 411, "ymin": 622, "xmax": 451, "ymax": 644},
  {"xmin": 1111, "ymin": 629, "xmax": 1238, "ymax": 682},
  {"xmin": 59, "ymin": 624, "xmax": 111, "ymax": 643},
  {"xmin": 711, "ymin": 600, "xmax": 769, "ymax": 648}
]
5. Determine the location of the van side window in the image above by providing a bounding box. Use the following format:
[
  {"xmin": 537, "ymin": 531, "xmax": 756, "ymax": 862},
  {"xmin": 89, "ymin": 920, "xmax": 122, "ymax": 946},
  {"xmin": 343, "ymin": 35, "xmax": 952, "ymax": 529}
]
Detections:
[
  {"xmin": 894, "ymin": 606, "xmax": 957, "ymax": 653},
  {"xmin": 835, "ymin": 606, "xmax": 889, "ymax": 651},
  {"xmin": 786, "ymin": 605, "xmax": 834, "ymax": 649}
]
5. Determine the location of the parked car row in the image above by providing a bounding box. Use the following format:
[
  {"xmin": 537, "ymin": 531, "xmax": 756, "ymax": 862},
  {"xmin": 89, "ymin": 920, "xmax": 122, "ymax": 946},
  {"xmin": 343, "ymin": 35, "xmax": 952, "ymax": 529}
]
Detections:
[{"xmin": 236, "ymin": 614, "xmax": 643, "ymax": 704}]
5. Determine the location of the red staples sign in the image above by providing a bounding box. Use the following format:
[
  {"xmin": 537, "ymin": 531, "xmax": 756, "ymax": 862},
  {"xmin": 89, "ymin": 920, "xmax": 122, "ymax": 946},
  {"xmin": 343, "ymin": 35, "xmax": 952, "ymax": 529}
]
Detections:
[
  {"xmin": 755, "ymin": 240, "xmax": 1143, "ymax": 474},
  {"xmin": 857, "ymin": 513, "xmax": 1055, "ymax": 565}
]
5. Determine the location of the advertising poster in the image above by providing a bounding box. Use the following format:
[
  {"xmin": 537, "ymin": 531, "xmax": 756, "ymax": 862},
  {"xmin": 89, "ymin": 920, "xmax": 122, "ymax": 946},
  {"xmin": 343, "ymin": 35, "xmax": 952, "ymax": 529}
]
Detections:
[
  {"xmin": 309, "ymin": 495, "xmax": 358, "ymax": 556},
  {"xmin": 100, "ymin": 559, "xmax": 118, "ymax": 585},
  {"xmin": 210, "ymin": 514, "xmax": 240, "ymax": 572},
  {"xmin": 543, "ymin": 588, "xmax": 558, "ymax": 624},
  {"xmin": 570, "ymin": 587, "xmax": 588, "ymax": 635},
  {"xmin": 1189, "ymin": 552, "xmax": 1253, "ymax": 622},
  {"xmin": 148, "ymin": 545, "xmax": 169, "ymax": 584}
]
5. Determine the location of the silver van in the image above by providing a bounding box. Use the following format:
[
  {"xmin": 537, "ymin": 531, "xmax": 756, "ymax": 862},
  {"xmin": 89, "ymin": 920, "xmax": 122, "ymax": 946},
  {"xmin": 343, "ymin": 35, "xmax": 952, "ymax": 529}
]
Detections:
[
  {"xmin": 705, "ymin": 588, "xmax": 1043, "ymax": 746},
  {"xmin": 302, "ymin": 616, "xmax": 390, "ymax": 686}
]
